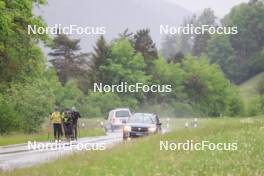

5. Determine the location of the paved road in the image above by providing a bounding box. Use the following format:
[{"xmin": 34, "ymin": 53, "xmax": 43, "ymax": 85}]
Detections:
[
  {"xmin": 0, "ymin": 119, "xmax": 171, "ymax": 171},
  {"xmin": 0, "ymin": 132, "xmax": 122, "ymax": 171}
]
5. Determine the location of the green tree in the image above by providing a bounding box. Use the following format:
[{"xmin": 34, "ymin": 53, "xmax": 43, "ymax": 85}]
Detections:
[
  {"xmin": 103, "ymin": 38, "xmax": 149, "ymax": 84},
  {"xmin": 223, "ymin": 2, "xmax": 264, "ymax": 83},
  {"xmin": 161, "ymin": 15, "xmax": 196, "ymax": 59},
  {"xmin": 152, "ymin": 57, "xmax": 185, "ymax": 103},
  {"xmin": 192, "ymin": 8, "xmax": 216, "ymax": 56},
  {"xmin": 180, "ymin": 15, "xmax": 197, "ymax": 54},
  {"xmin": 6, "ymin": 79, "xmax": 55, "ymax": 133},
  {"xmin": 0, "ymin": 93, "xmax": 20, "ymax": 134},
  {"xmin": 207, "ymin": 34, "xmax": 237, "ymax": 81},
  {"xmin": 168, "ymin": 52, "xmax": 185, "ymax": 64},
  {"xmin": 181, "ymin": 55, "xmax": 243, "ymax": 116},
  {"xmin": 49, "ymin": 34, "xmax": 89, "ymax": 92},
  {"xmin": 161, "ymin": 35, "xmax": 180, "ymax": 60},
  {"xmin": 0, "ymin": 0, "xmax": 47, "ymax": 83},
  {"xmin": 90, "ymin": 35, "xmax": 110, "ymax": 84},
  {"xmin": 57, "ymin": 80, "xmax": 84, "ymax": 110},
  {"xmin": 133, "ymin": 29, "xmax": 158, "ymax": 74}
]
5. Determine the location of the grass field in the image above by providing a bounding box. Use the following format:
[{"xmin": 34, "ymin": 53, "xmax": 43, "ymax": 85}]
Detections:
[
  {"xmin": 2, "ymin": 117, "xmax": 264, "ymax": 176},
  {"xmin": 0, "ymin": 118, "xmax": 105, "ymax": 146}
]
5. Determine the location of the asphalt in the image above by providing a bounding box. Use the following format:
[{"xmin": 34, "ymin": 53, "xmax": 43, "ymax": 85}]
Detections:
[
  {"xmin": 0, "ymin": 132, "xmax": 122, "ymax": 171},
  {"xmin": 0, "ymin": 121, "xmax": 171, "ymax": 171}
]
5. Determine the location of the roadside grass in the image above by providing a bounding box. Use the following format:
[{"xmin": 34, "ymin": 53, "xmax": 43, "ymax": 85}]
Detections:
[
  {"xmin": 0, "ymin": 118, "xmax": 105, "ymax": 146},
  {"xmin": 2, "ymin": 117, "xmax": 264, "ymax": 176}
]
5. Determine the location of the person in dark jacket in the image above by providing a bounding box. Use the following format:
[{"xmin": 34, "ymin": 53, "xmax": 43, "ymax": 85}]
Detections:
[
  {"xmin": 62, "ymin": 108, "xmax": 73, "ymax": 141},
  {"xmin": 71, "ymin": 106, "xmax": 81, "ymax": 140}
]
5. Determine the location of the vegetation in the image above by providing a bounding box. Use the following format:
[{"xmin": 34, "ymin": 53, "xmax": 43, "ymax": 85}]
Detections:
[
  {"xmin": 0, "ymin": 0, "xmax": 263, "ymax": 135},
  {"xmin": 0, "ymin": 118, "xmax": 105, "ymax": 146},
  {"xmin": 161, "ymin": 1, "xmax": 264, "ymax": 84},
  {"xmin": 239, "ymin": 72, "xmax": 264, "ymax": 116},
  {"xmin": 3, "ymin": 117, "xmax": 264, "ymax": 176},
  {"xmin": 49, "ymin": 34, "xmax": 90, "ymax": 93}
]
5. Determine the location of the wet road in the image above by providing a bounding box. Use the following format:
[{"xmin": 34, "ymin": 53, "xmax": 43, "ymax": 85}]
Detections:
[
  {"xmin": 0, "ymin": 132, "xmax": 122, "ymax": 171},
  {"xmin": 0, "ymin": 119, "xmax": 171, "ymax": 171}
]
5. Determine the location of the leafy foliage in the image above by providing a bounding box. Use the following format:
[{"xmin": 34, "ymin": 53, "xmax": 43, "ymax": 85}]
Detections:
[
  {"xmin": 0, "ymin": 94, "xmax": 20, "ymax": 134},
  {"xmin": 6, "ymin": 79, "xmax": 55, "ymax": 133},
  {"xmin": 90, "ymin": 35, "xmax": 110, "ymax": 84},
  {"xmin": 49, "ymin": 34, "xmax": 90, "ymax": 92},
  {"xmin": 0, "ymin": 0, "xmax": 47, "ymax": 83},
  {"xmin": 218, "ymin": 2, "xmax": 264, "ymax": 83},
  {"xmin": 133, "ymin": 29, "xmax": 158, "ymax": 74},
  {"xmin": 181, "ymin": 56, "xmax": 244, "ymax": 116},
  {"xmin": 102, "ymin": 38, "xmax": 149, "ymax": 84}
]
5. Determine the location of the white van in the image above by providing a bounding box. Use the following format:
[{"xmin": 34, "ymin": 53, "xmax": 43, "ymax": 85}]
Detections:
[{"xmin": 107, "ymin": 108, "xmax": 132, "ymax": 132}]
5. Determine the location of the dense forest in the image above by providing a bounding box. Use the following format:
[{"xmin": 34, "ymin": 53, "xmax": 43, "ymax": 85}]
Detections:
[{"xmin": 0, "ymin": 0, "xmax": 263, "ymax": 133}]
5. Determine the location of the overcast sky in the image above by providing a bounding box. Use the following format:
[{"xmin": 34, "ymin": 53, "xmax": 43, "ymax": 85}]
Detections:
[{"xmin": 166, "ymin": 0, "xmax": 248, "ymax": 17}]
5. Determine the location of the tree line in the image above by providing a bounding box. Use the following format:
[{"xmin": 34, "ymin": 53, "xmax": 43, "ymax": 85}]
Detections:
[
  {"xmin": 0, "ymin": 0, "xmax": 263, "ymax": 134},
  {"xmin": 161, "ymin": 1, "xmax": 264, "ymax": 84}
]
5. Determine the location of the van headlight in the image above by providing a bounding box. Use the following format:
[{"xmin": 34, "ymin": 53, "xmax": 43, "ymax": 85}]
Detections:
[
  {"xmin": 123, "ymin": 125, "xmax": 131, "ymax": 132},
  {"xmin": 148, "ymin": 127, "xmax": 156, "ymax": 133}
]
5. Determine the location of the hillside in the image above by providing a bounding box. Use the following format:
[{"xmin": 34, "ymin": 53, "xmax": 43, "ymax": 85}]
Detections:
[{"xmin": 238, "ymin": 72, "xmax": 264, "ymax": 103}]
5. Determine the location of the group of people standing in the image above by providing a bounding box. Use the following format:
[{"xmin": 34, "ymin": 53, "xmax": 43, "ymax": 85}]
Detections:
[{"xmin": 50, "ymin": 106, "xmax": 81, "ymax": 141}]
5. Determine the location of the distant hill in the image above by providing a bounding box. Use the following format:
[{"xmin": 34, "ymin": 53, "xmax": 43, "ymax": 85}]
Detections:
[{"xmin": 34, "ymin": 0, "xmax": 192, "ymax": 52}]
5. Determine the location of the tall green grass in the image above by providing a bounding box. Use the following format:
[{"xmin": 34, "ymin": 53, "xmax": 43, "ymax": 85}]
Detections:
[{"xmin": 2, "ymin": 117, "xmax": 264, "ymax": 176}]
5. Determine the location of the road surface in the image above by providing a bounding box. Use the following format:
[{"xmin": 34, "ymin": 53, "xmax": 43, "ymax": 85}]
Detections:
[
  {"xmin": 0, "ymin": 132, "xmax": 122, "ymax": 171},
  {"xmin": 0, "ymin": 119, "xmax": 171, "ymax": 171}
]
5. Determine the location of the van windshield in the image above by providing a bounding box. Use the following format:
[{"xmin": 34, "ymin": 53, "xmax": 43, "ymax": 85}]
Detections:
[{"xmin": 115, "ymin": 110, "xmax": 130, "ymax": 117}]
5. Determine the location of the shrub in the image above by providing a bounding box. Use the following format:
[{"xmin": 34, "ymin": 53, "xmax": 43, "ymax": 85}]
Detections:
[
  {"xmin": 7, "ymin": 79, "xmax": 55, "ymax": 133},
  {"xmin": 248, "ymin": 96, "xmax": 264, "ymax": 116},
  {"xmin": 0, "ymin": 94, "xmax": 21, "ymax": 134}
]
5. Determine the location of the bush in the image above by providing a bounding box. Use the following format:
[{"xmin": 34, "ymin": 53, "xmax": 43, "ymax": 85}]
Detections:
[
  {"xmin": 0, "ymin": 94, "xmax": 21, "ymax": 134},
  {"xmin": 227, "ymin": 88, "xmax": 245, "ymax": 116},
  {"xmin": 181, "ymin": 56, "xmax": 244, "ymax": 117},
  {"xmin": 6, "ymin": 79, "xmax": 55, "ymax": 133},
  {"xmin": 248, "ymin": 96, "xmax": 264, "ymax": 116},
  {"xmin": 57, "ymin": 80, "xmax": 84, "ymax": 110}
]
